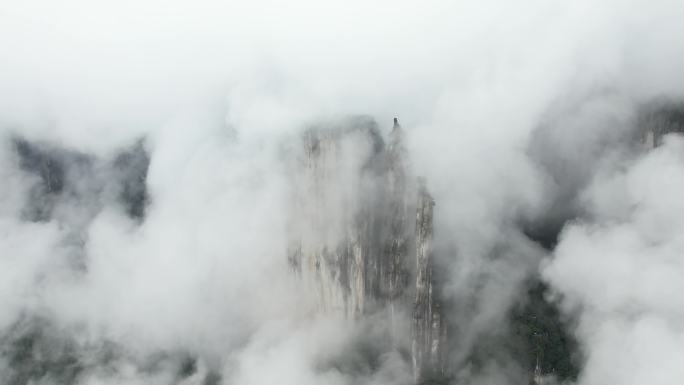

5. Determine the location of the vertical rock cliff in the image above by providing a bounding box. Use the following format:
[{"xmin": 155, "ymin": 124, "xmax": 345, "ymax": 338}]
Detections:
[
  {"xmin": 286, "ymin": 116, "xmax": 390, "ymax": 317},
  {"xmin": 412, "ymin": 181, "xmax": 447, "ymax": 384},
  {"xmin": 286, "ymin": 116, "xmax": 447, "ymax": 383},
  {"xmin": 638, "ymin": 102, "xmax": 684, "ymax": 149}
]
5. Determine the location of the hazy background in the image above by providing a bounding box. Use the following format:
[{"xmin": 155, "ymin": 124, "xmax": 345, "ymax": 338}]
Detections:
[{"xmin": 1, "ymin": 0, "xmax": 684, "ymax": 384}]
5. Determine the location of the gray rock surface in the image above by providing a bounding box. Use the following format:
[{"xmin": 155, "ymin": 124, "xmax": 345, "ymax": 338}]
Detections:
[{"xmin": 286, "ymin": 116, "xmax": 447, "ymax": 383}]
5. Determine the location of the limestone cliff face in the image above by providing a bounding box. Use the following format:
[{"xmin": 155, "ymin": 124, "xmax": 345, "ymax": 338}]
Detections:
[
  {"xmin": 638, "ymin": 102, "xmax": 684, "ymax": 149},
  {"xmin": 286, "ymin": 116, "xmax": 447, "ymax": 382},
  {"xmin": 412, "ymin": 182, "xmax": 447, "ymax": 383},
  {"xmin": 286, "ymin": 116, "xmax": 391, "ymax": 317}
]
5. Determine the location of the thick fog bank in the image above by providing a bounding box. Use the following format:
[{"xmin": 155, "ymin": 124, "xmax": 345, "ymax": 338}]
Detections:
[{"xmin": 2, "ymin": 0, "xmax": 684, "ymax": 384}]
